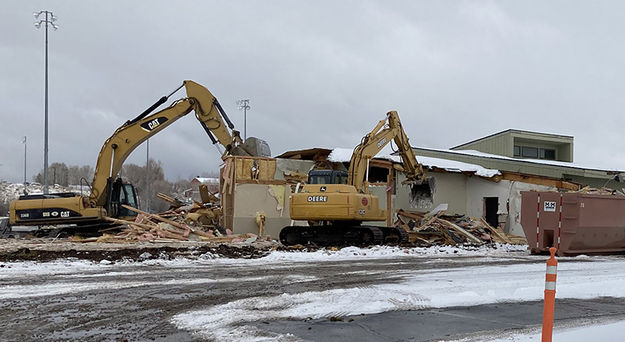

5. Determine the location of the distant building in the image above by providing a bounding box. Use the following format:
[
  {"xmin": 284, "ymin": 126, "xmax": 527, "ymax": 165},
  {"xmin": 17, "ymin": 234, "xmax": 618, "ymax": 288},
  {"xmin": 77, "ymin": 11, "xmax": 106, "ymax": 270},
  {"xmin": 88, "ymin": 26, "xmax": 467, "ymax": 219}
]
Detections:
[
  {"xmin": 451, "ymin": 129, "xmax": 574, "ymax": 162},
  {"xmin": 414, "ymin": 129, "xmax": 622, "ymax": 189},
  {"xmin": 188, "ymin": 177, "xmax": 220, "ymax": 202},
  {"xmin": 190, "ymin": 177, "xmax": 220, "ymax": 189}
]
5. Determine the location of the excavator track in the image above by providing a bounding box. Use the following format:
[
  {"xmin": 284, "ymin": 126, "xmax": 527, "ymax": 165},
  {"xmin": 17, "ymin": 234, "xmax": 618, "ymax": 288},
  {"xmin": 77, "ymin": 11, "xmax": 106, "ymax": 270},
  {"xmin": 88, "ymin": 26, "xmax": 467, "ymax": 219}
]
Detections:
[
  {"xmin": 280, "ymin": 225, "xmax": 390, "ymax": 247},
  {"xmin": 380, "ymin": 226, "xmax": 409, "ymax": 245}
]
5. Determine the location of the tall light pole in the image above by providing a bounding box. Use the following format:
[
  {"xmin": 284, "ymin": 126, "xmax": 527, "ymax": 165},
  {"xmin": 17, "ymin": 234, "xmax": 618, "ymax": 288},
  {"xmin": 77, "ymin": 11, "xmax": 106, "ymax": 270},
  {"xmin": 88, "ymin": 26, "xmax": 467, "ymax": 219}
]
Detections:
[
  {"xmin": 237, "ymin": 99, "xmax": 250, "ymax": 140},
  {"xmin": 23, "ymin": 136, "xmax": 27, "ymax": 184},
  {"xmin": 35, "ymin": 10, "xmax": 58, "ymax": 194}
]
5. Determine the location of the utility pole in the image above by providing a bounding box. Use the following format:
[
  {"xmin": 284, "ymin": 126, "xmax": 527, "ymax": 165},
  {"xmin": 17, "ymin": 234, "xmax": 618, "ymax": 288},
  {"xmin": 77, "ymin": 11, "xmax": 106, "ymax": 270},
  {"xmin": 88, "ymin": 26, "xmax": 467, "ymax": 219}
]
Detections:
[
  {"xmin": 237, "ymin": 99, "xmax": 250, "ymax": 140},
  {"xmin": 23, "ymin": 136, "xmax": 27, "ymax": 184},
  {"xmin": 35, "ymin": 10, "xmax": 58, "ymax": 194},
  {"xmin": 146, "ymin": 139, "xmax": 150, "ymax": 212}
]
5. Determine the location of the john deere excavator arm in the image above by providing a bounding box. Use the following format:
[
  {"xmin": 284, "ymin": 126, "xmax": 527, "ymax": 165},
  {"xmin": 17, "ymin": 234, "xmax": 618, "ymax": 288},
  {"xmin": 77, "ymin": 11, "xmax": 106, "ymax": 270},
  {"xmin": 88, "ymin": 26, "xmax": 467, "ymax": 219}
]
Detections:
[
  {"xmin": 347, "ymin": 110, "xmax": 426, "ymax": 194},
  {"xmin": 89, "ymin": 80, "xmax": 243, "ymax": 207},
  {"xmin": 281, "ymin": 110, "xmax": 427, "ymax": 247}
]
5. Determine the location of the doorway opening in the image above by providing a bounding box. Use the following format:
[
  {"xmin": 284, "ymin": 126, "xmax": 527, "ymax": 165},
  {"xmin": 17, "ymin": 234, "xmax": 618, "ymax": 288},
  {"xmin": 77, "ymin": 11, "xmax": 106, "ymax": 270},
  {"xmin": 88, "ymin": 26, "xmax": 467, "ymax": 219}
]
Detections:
[{"xmin": 484, "ymin": 197, "xmax": 499, "ymax": 228}]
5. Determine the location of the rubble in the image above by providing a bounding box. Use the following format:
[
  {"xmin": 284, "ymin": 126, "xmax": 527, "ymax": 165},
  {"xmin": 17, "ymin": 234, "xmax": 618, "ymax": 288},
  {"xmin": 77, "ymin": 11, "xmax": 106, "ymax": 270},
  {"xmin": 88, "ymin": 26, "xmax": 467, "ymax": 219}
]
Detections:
[
  {"xmin": 86, "ymin": 204, "xmax": 272, "ymax": 244},
  {"xmin": 395, "ymin": 209, "xmax": 526, "ymax": 247}
]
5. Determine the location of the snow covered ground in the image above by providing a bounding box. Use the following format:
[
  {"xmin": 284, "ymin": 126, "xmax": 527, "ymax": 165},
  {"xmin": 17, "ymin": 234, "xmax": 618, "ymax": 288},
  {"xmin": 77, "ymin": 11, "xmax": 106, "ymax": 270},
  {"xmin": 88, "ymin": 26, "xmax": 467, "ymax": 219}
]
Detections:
[
  {"xmin": 2, "ymin": 245, "xmax": 624, "ymax": 341},
  {"xmin": 171, "ymin": 251, "xmax": 625, "ymax": 341}
]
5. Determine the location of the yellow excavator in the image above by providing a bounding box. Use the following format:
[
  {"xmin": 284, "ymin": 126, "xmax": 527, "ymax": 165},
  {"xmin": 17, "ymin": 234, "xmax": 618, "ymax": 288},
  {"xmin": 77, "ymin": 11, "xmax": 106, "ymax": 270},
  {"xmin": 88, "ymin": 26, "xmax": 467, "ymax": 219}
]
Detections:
[
  {"xmin": 9, "ymin": 80, "xmax": 269, "ymax": 227},
  {"xmin": 280, "ymin": 110, "xmax": 427, "ymax": 246}
]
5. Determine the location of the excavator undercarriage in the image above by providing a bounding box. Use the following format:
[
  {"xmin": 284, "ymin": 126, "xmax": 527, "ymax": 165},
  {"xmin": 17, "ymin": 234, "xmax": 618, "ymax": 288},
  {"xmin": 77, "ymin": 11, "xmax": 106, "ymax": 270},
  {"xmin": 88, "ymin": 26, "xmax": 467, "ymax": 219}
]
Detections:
[{"xmin": 280, "ymin": 223, "xmax": 408, "ymax": 247}]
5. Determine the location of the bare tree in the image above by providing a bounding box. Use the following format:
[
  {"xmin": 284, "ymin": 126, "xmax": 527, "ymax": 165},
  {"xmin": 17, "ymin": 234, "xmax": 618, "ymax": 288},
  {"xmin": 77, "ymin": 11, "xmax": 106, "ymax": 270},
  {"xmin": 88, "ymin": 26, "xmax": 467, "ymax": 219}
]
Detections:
[
  {"xmin": 34, "ymin": 162, "xmax": 69, "ymax": 186},
  {"xmin": 122, "ymin": 159, "xmax": 170, "ymax": 213},
  {"xmin": 35, "ymin": 163, "xmax": 94, "ymax": 186},
  {"xmin": 68, "ymin": 165, "xmax": 94, "ymax": 185}
]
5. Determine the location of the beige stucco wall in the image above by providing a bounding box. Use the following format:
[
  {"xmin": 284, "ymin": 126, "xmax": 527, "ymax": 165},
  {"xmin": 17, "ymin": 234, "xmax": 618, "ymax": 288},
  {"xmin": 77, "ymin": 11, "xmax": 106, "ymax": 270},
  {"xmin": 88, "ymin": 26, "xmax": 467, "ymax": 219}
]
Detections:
[
  {"xmin": 392, "ymin": 171, "xmax": 467, "ymax": 216},
  {"xmin": 231, "ymin": 183, "xmax": 291, "ymax": 239},
  {"xmin": 465, "ymin": 177, "xmax": 509, "ymax": 220},
  {"xmin": 465, "ymin": 177, "xmax": 553, "ymax": 236}
]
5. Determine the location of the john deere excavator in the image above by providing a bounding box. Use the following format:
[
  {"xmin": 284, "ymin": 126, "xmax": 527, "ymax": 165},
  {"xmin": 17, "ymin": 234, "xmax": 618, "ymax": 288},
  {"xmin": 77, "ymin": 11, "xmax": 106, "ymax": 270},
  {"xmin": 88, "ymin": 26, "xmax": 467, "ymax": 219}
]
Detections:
[
  {"xmin": 9, "ymin": 80, "xmax": 270, "ymax": 227},
  {"xmin": 280, "ymin": 110, "xmax": 427, "ymax": 246}
]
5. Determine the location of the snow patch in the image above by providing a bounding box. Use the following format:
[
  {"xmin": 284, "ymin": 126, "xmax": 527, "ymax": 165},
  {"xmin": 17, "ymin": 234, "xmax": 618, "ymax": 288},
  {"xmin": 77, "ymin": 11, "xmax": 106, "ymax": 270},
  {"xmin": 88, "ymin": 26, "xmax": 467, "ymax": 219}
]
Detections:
[
  {"xmin": 172, "ymin": 259, "xmax": 625, "ymax": 341},
  {"xmin": 327, "ymin": 147, "xmax": 501, "ymax": 177}
]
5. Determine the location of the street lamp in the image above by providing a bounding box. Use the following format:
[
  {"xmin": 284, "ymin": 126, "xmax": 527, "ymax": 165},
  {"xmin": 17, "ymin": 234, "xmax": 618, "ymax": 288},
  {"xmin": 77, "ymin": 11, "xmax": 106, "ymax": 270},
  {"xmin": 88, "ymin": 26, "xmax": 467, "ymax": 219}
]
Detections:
[
  {"xmin": 23, "ymin": 136, "xmax": 27, "ymax": 184},
  {"xmin": 34, "ymin": 10, "xmax": 58, "ymax": 194},
  {"xmin": 237, "ymin": 99, "xmax": 250, "ymax": 141}
]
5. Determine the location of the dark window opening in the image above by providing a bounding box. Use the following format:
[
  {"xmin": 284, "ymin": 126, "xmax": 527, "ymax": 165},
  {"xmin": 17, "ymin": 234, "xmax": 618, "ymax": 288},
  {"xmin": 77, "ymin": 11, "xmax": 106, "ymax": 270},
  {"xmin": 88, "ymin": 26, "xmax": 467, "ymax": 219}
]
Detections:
[
  {"xmin": 484, "ymin": 197, "xmax": 499, "ymax": 228},
  {"xmin": 368, "ymin": 166, "xmax": 389, "ymax": 183},
  {"xmin": 540, "ymin": 148, "xmax": 556, "ymax": 160},
  {"xmin": 514, "ymin": 145, "xmax": 521, "ymax": 156},
  {"xmin": 308, "ymin": 170, "xmax": 348, "ymax": 184}
]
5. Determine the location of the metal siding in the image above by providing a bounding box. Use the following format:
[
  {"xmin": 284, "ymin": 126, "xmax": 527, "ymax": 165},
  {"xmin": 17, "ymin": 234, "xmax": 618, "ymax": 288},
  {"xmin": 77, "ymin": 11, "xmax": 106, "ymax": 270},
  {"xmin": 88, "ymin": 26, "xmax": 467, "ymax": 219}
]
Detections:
[
  {"xmin": 413, "ymin": 148, "xmax": 615, "ymax": 186},
  {"xmin": 456, "ymin": 133, "xmax": 510, "ymax": 156}
]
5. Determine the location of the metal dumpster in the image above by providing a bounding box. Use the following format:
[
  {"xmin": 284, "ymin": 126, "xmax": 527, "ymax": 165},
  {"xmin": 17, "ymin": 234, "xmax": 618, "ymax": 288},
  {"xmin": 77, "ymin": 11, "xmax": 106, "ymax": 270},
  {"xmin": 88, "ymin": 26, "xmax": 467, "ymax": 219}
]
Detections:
[{"xmin": 521, "ymin": 191, "xmax": 625, "ymax": 256}]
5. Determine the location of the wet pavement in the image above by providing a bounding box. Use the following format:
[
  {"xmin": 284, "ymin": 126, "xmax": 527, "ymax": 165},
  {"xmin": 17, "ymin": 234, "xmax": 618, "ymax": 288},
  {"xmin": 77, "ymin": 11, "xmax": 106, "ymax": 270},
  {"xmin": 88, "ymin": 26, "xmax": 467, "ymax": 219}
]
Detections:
[
  {"xmin": 259, "ymin": 297, "xmax": 625, "ymax": 341},
  {"xmin": 1, "ymin": 248, "xmax": 622, "ymax": 341}
]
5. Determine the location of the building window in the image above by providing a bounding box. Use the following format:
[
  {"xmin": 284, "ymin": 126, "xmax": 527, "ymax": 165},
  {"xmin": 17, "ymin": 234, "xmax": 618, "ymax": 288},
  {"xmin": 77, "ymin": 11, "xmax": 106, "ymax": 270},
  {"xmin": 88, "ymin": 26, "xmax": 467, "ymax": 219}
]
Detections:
[
  {"xmin": 514, "ymin": 145, "xmax": 521, "ymax": 156},
  {"xmin": 521, "ymin": 146, "xmax": 539, "ymax": 158},
  {"xmin": 540, "ymin": 148, "xmax": 556, "ymax": 160}
]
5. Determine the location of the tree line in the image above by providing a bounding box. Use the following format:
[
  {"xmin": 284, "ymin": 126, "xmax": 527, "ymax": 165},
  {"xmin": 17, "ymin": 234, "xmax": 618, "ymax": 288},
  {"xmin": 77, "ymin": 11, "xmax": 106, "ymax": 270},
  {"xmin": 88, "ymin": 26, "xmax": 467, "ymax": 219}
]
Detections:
[{"xmin": 33, "ymin": 160, "xmax": 204, "ymax": 213}]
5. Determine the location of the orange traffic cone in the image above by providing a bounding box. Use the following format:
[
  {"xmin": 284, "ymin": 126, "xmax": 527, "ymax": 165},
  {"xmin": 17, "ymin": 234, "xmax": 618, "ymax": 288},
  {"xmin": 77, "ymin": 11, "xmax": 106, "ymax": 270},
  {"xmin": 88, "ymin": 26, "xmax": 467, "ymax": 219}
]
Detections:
[{"xmin": 541, "ymin": 247, "xmax": 558, "ymax": 342}]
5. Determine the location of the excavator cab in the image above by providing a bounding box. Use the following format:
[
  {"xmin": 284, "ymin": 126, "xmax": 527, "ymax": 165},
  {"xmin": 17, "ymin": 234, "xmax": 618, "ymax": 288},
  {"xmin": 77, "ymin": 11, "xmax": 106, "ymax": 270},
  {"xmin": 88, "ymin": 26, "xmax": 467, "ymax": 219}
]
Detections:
[
  {"xmin": 106, "ymin": 178, "xmax": 139, "ymax": 219},
  {"xmin": 308, "ymin": 170, "xmax": 348, "ymax": 185}
]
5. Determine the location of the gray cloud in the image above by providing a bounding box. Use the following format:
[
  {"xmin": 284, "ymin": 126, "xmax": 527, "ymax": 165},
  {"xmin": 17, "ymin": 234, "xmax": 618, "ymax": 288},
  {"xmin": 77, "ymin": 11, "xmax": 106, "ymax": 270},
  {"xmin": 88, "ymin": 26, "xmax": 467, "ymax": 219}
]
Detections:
[{"xmin": 2, "ymin": 1, "xmax": 625, "ymax": 183}]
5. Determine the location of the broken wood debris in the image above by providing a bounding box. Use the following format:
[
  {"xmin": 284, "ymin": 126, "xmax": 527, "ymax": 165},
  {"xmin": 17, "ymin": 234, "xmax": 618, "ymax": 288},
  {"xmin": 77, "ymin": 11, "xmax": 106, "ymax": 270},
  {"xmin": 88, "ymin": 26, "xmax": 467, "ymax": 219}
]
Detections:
[
  {"xmin": 394, "ymin": 209, "xmax": 526, "ymax": 247},
  {"xmin": 86, "ymin": 203, "xmax": 273, "ymax": 244}
]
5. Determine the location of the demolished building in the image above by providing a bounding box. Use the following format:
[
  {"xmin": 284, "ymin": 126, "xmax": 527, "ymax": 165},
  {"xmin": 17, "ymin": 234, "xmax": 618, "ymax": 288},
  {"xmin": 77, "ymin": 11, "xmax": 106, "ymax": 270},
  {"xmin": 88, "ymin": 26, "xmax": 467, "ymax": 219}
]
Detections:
[{"xmin": 218, "ymin": 129, "xmax": 625, "ymax": 240}]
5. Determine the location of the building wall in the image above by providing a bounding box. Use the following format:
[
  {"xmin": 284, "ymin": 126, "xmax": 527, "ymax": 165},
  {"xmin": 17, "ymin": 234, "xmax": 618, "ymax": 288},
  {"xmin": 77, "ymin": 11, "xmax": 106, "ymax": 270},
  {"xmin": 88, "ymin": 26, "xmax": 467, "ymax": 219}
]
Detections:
[
  {"xmin": 225, "ymin": 156, "xmax": 568, "ymax": 240},
  {"xmin": 455, "ymin": 133, "xmax": 513, "ymax": 157},
  {"xmin": 464, "ymin": 177, "xmax": 555, "ymax": 236},
  {"xmin": 393, "ymin": 171, "xmax": 467, "ymax": 215},
  {"xmin": 413, "ymin": 147, "xmax": 616, "ymax": 185},
  {"xmin": 231, "ymin": 183, "xmax": 292, "ymax": 239}
]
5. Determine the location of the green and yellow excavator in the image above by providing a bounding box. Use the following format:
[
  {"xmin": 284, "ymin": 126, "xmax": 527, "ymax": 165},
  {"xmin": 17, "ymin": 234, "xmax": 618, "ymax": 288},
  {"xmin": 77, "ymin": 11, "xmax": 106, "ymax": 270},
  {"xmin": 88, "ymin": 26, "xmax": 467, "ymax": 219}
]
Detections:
[
  {"xmin": 9, "ymin": 80, "xmax": 269, "ymax": 227},
  {"xmin": 280, "ymin": 111, "xmax": 427, "ymax": 246}
]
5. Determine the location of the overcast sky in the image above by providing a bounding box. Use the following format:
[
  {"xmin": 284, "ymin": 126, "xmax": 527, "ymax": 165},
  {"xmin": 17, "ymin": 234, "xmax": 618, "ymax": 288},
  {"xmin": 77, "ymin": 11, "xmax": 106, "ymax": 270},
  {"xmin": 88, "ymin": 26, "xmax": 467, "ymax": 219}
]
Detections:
[{"xmin": 2, "ymin": 1, "xmax": 625, "ymax": 183}]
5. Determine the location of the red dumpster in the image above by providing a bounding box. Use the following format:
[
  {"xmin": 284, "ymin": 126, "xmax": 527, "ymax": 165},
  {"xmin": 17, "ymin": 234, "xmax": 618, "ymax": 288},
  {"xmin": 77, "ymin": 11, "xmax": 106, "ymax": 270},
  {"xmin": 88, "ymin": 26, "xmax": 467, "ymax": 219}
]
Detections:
[{"xmin": 521, "ymin": 191, "xmax": 625, "ymax": 256}]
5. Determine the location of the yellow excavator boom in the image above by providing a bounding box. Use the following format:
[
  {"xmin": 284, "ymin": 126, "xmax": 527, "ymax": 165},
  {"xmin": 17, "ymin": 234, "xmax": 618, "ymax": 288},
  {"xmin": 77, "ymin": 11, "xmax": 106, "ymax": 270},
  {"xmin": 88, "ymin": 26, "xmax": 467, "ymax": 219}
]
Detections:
[
  {"xmin": 348, "ymin": 110, "xmax": 426, "ymax": 193},
  {"xmin": 89, "ymin": 80, "xmax": 243, "ymax": 207},
  {"xmin": 10, "ymin": 80, "xmax": 268, "ymax": 227}
]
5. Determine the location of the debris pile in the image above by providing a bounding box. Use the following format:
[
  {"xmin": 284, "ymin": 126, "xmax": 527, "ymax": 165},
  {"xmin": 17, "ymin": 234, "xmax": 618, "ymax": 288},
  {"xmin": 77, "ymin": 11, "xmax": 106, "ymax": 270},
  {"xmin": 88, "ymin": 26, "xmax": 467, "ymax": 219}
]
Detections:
[
  {"xmin": 395, "ymin": 209, "xmax": 526, "ymax": 246},
  {"xmin": 78, "ymin": 190, "xmax": 271, "ymax": 243}
]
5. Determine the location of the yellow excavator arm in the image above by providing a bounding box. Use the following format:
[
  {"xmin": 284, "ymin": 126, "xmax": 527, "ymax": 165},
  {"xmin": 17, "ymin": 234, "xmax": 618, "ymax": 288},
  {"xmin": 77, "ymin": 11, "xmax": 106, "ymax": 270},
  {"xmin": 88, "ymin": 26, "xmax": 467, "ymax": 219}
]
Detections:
[
  {"xmin": 10, "ymin": 80, "xmax": 268, "ymax": 227},
  {"xmin": 348, "ymin": 110, "xmax": 426, "ymax": 193},
  {"xmin": 282, "ymin": 110, "xmax": 426, "ymax": 246},
  {"xmin": 89, "ymin": 80, "xmax": 243, "ymax": 207}
]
